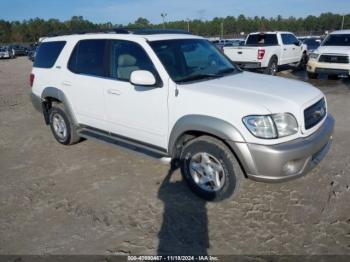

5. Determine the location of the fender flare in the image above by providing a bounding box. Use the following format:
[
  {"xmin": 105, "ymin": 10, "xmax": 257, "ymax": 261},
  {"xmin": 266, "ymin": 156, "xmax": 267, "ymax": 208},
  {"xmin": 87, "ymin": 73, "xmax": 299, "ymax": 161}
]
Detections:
[
  {"xmin": 41, "ymin": 87, "xmax": 78, "ymax": 126},
  {"xmin": 168, "ymin": 114, "xmax": 245, "ymax": 156}
]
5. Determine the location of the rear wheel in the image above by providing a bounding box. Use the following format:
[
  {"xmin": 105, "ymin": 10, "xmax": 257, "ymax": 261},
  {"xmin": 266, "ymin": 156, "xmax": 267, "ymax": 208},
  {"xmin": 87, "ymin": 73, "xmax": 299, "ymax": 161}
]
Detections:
[
  {"xmin": 264, "ymin": 57, "xmax": 278, "ymax": 76},
  {"xmin": 49, "ymin": 103, "xmax": 81, "ymax": 145},
  {"xmin": 180, "ymin": 136, "xmax": 243, "ymax": 201}
]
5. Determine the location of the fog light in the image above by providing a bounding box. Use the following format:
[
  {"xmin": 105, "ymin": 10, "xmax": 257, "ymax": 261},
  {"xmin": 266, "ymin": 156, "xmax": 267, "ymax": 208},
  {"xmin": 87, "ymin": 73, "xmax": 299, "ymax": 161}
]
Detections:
[{"xmin": 282, "ymin": 160, "xmax": 305, "ymax": 175}]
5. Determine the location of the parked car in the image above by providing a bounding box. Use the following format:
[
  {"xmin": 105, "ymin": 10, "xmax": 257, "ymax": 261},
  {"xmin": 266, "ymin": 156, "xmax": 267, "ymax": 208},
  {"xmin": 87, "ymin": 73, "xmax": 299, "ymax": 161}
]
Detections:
[
  {"xmin": 211, "ymin": 39, "xmax": 234, "ymax": 49},
  {"xmin": 301, "ymin": 37, "xmax": 322, "ymax": 52},
  {"xmin": 30, "ymin": 30, "xmax": 334, "ymax": 201},
  {"xmin": 27, "ymin": 45, "xmax": 39, "ymax": 61},
  {"xmin": 0, "ymin": 46, "xmax": 14, "ymax": 59},
  {"xmin": 223, "ymin": 39, "xmax": 245, "ymax": 47},
  {"xmin": 307, "ymin": 30, "xmax": 350, "ymax": 79},
  {"xmin": 9, "ymin": 45, "xmax": 27, "ymax": 56},
  {"xmin": 223, "ymin": 31, "xmax": 308, "ymax": 75}
]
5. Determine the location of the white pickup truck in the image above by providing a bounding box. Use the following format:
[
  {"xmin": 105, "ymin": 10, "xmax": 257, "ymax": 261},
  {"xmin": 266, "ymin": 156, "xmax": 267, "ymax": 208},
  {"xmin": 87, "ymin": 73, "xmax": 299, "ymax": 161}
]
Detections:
[{"xmin": 224, "ymin": 31, "xmax": 308, "ymax": 75}]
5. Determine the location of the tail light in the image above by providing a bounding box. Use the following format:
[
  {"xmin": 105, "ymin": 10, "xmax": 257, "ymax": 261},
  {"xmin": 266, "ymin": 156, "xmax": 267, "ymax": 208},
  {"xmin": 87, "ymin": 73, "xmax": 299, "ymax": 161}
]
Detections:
[
  {"xmin": 30, "ymin": 73, "xmax": 35, "ymax": 87},
  {"xmin": 258, "ymin": 49, "xmax": 265, "ymax": 60}
]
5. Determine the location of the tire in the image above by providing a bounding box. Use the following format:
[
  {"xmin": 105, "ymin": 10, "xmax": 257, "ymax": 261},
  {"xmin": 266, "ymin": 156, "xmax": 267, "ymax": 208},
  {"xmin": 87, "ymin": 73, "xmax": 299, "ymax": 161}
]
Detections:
[
  {"xmin": 264, "ymin": 57, "xmax": 278, "ymax": 76},
  {"xmin": 307, "ymin": 72, "xmax": 318, "ymax": 79},
  {"xmin": 180, "ymin": 135, "xmax": 243, "ymax": 201},
  {"xmin": 48, "ymin": 102, "xmax": 81, "ymax": 145},
  {"xmin": 297, "ymin": 53, "xmax": 308, "ymax": 70}
]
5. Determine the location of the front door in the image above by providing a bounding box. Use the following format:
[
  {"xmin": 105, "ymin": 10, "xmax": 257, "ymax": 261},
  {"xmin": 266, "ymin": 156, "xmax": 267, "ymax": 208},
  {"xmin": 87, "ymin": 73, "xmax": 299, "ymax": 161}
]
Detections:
[{"xmin": 104, "ymin": 40, "xmax": 168, "ymax": 149}]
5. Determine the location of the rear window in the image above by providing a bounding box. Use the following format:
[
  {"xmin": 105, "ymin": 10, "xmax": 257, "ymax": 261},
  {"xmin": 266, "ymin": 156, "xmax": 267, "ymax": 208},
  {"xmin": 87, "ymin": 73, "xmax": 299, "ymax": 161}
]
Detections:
[
  {"xmin": 246, "ymin": 34, "xmax": 278, "ymax": 46},
  {"xmin": 33, "ymin": 41, "xmax": 66, "ymax": 68}
]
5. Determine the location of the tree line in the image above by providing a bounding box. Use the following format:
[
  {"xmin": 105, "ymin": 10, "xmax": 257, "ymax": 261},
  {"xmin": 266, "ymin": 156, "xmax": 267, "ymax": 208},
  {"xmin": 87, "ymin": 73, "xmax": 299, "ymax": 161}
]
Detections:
[{"xmin": 0, "ymin": 13, "xmax": 349, "ymax": 43}]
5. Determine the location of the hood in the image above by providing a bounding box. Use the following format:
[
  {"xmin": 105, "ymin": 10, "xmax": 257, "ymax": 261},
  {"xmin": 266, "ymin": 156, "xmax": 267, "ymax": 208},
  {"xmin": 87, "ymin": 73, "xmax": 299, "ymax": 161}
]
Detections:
[
  {"xmin": 183, "ymin": 71, "xmax": 323, "ymax": 114},
  {"xmin": 316, "ymin": 45, "xmax": 350, "ymax": 55}
]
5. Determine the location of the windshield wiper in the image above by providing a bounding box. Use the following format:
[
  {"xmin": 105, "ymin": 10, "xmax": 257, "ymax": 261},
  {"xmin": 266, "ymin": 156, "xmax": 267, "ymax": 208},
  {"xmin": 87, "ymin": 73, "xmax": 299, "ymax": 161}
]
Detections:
[{"xmin": 177, "ymin": 73, "xmax": 222, "ymax": 83}]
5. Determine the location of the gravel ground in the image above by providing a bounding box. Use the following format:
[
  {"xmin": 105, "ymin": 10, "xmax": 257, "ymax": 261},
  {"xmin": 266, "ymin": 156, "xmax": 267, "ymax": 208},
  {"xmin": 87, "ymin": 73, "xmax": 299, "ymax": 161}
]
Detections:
[{"xmin": 0, "ymin": 57, "xmax": 349, "ymax": 256}]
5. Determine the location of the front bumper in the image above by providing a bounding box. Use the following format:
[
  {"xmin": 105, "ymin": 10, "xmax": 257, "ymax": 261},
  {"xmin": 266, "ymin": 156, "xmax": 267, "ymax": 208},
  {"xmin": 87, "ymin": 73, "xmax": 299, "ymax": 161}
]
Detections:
[
  {"xmin": 228, "ymin": 115, "xmax": 334, "ymax": 182},
  {"xmin": 307, "ymin": 59, "xmax": 350, "ymax": 75}
]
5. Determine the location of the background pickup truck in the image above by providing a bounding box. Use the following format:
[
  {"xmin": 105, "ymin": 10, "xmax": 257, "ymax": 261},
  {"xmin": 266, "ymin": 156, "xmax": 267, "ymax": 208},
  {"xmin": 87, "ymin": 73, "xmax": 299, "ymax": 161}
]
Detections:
[{"xmin": 224, "ymin": 31, "xmax": 308, "ymax": 75}]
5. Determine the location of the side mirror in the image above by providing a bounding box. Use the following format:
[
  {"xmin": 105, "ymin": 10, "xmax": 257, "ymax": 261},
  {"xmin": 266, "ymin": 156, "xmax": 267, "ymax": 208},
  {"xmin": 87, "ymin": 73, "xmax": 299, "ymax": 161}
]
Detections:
[
  {"xmin": 130, "ymin": 70, "xmax": 156, "ymax": 86},
  {"xmin": 294, "ymin": 41, "xmax": 301, "ymax": 46}
]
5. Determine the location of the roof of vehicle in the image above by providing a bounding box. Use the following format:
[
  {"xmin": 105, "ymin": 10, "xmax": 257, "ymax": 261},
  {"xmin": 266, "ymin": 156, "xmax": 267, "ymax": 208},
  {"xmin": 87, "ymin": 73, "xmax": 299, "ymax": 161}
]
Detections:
[
  {"xmin": 42, "ymin": 33, "xmax": 203, "ymax": 43},
  {"xmin": 248, "ymin": 31, "xmax": 294, "ymax": 35},
  {"xmin": 330, "ymin": 29, "xmax": 350, "ymax": 35}
]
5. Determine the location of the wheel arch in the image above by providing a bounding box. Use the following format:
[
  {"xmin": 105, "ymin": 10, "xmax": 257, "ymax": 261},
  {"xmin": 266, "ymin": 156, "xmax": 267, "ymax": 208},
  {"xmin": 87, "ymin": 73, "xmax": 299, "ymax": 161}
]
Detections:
[
  {"xmin": 41, "ymin": 87, "xmax": 78, "ymax": 126},
  {"xmin": 168, "ymin": 115, "xmax": 249, "ymax": 177},
  {"xmin": 168, "ymin": 115, "xmax": 245, "ymax": 155},
  {"xmin": 270, "ymin": 54, "xmax": 279, "ymax": 65}
]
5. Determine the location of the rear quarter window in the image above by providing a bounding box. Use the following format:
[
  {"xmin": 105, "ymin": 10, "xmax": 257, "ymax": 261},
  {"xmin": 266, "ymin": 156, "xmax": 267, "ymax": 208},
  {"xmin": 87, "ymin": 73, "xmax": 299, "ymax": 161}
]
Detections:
[{"xmin": 33, "ymin": 41, "xmax": 66, "ymax": 68}]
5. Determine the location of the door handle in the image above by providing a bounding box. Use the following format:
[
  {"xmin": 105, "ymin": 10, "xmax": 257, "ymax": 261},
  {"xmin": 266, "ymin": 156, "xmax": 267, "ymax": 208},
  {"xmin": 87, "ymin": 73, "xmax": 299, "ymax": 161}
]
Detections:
[
  {"xmin": 283, "ymin": 48, "xmax": 287, "ymax": 51},
  {"xmin": 62, "ymin": 81, "xmax": 71, "ymax": 86},
  {"xmin": 107, "ymin": 89, "xmax": 121, "ymax": 95},
  {"xmin": 292, "ymin": 48, "xmax": 296, "ymax": 50}
]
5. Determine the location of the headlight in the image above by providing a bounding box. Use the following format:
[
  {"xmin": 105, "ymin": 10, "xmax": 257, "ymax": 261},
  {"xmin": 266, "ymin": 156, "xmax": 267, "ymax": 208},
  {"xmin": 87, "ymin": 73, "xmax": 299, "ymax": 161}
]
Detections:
[
  {"xmin": 309, "ymin": 53, "xmax": 319, "ymax": 60},
  {"xmin": 243, "ymin": 113, "xmax": 298, "ymax": 139},
  {"xmin": 271, "ymin": 113, "xmax": 298, "ymax": 138},
  {"xmin": 242, "ymin": 115, "xmax": 277, "ymax": 139}
]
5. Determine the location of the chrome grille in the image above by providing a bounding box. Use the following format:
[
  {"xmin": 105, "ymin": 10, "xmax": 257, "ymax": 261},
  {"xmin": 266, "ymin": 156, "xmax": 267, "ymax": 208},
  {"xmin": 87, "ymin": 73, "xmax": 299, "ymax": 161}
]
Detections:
[
  {"xmin": 304, "ymin": 98, "xmax": 326, "ymax": 130},
  {"xmin": 319, "ymin": 55, "xmax": 349, "ymax": 64}
]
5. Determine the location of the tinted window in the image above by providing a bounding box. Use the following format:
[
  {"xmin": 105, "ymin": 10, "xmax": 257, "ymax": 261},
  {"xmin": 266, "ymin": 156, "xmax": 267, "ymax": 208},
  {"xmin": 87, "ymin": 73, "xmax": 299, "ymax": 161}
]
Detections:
[
  {"xmin": 34, "ymin": 41, "xmax": 65, "ymax": 68},
  {"xmin": 68, "ymin": 39, "xmax": 108, "ymax": 77},
  {"xmin": 246, "ymin": 34, "xmax": 278, "ymax": 46},
  {"xmin": 322, "ymin": 34, "xmax": 350, "ymax": 46},
  {"xmin": 109, "ymin": 40, "xmax": 156, "ymax": 81},
  {"xmin": 281, "ymin": 34, "xmax": 291, "ymax": 44},
  {"xmin": 289, "ymin": 34, "xmax": 298, "ymax": 44},
  {"xmin": 282, "ymin": 34, "xmax": 298, "ymax": 45}
]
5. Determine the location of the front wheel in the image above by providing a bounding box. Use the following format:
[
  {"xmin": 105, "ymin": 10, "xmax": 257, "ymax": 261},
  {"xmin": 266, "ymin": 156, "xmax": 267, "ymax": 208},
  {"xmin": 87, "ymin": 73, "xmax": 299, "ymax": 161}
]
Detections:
[{"xmin": 180, "ymin": 136, "xmax": 243, "ymax": 201}]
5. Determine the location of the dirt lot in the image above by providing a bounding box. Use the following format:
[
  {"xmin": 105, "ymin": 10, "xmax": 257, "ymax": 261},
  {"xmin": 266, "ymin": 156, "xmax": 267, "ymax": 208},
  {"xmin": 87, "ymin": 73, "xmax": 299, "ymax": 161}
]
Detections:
[{"xmin": 0, "ymin": 57, "xmax": 349, "ymax": 256}]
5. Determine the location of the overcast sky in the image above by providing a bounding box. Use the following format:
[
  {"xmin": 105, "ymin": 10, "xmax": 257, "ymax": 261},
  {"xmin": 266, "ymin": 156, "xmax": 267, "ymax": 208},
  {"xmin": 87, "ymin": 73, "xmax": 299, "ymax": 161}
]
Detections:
[{"xmin": 2, "ymin": 0, "xmax": 350, "ymax": 24}]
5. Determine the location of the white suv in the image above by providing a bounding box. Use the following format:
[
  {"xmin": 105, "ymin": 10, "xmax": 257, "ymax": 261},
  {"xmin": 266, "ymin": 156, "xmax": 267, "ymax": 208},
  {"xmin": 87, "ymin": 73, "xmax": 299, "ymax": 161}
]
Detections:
[
  {"xmin": 307, "ymin": 30, "xmax": 350, "ymax": 78},
  {"xmin": 30, "ymin": 30, "xmax": 334, "ymax": 201}
]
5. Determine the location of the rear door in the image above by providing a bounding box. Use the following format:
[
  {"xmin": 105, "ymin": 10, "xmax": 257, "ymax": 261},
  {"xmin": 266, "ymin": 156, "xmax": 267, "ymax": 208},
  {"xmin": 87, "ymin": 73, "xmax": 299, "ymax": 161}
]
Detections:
[{"xmin": 63, "ymin": 39, "xmax": 109, "ymax": 130}]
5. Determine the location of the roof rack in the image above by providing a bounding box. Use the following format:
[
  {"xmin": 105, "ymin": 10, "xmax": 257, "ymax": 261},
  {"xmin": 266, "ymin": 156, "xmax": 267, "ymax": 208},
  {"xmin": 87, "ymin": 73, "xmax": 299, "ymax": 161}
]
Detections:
[{"xmin": 45, "ymin": 28, "xmax": 192, "ymax": 37}]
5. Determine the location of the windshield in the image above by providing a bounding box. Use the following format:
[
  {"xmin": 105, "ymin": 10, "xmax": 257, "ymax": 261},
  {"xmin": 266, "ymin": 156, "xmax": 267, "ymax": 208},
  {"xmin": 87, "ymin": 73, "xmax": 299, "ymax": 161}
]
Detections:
[
  {"xmin": 322, "ymin": 34, "xmax": 350, "ymax": 46},
  {"xmin": 150, "ymin": 39, "xmax": 237, "ymax": 83}
]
